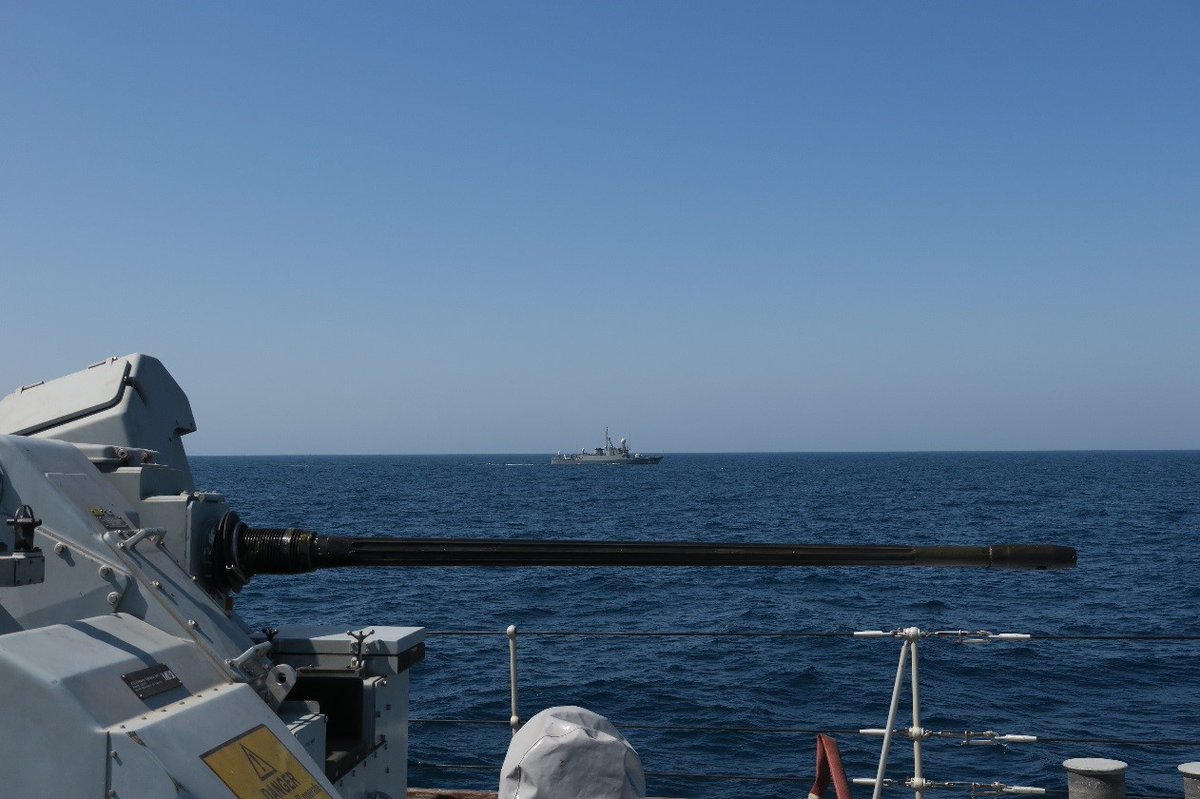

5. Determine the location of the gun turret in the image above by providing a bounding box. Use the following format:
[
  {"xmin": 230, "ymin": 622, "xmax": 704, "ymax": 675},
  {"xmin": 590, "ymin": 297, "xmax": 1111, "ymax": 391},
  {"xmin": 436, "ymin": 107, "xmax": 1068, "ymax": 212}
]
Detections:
[{"xmin": 208, "ymin": 510, "xmax": 1076, "ymax": 592}]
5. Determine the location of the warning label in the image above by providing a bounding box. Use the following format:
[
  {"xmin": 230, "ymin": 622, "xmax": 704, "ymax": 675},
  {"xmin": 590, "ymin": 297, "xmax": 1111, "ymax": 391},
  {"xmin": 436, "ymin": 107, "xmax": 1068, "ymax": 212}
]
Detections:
[{"xmin": 201, "ymin": 725, "xmax": 333, "ymax": 799}]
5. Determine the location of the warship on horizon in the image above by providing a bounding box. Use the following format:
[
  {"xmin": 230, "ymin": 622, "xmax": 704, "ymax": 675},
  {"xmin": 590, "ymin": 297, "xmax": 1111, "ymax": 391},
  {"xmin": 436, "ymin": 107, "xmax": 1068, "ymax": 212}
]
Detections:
[{"xmin": 552, "ymin": 427, "xmax": 663, "ymax": 465}]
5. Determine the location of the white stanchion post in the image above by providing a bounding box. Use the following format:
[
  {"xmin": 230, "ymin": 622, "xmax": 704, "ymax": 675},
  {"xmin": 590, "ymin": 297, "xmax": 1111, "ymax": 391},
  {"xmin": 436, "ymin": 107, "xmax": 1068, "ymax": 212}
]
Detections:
[
  {"xmin": 873, "ymin": 638, "xmax": 911, "ymax": 799},
  {"xmin": 909, "ymin": 628, "xmax": 924, "ymax": 799},
  {"xmin": 507, "ymin": 624, "xmax": 520, "ymax": 734}
]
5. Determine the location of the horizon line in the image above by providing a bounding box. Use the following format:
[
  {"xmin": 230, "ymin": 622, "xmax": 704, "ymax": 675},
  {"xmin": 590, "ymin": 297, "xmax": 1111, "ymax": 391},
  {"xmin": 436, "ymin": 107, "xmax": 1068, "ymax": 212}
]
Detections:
[{"xmin": 188, "ymin": 448, "xmax": 1200, "ymax": 458}]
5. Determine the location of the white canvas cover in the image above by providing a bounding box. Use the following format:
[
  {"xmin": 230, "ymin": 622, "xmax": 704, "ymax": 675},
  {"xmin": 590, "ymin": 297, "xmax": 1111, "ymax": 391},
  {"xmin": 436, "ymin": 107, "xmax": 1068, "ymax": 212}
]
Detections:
[{"xmin": 499, "ymin": 706, "xmax": 646, "ymax": 799}]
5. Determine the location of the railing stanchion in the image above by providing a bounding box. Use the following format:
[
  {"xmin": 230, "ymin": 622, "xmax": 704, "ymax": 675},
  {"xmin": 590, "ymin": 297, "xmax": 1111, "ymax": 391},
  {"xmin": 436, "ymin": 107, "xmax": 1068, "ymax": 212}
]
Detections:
[
  {"xmin": 909, "ymin": 627, "xmax": 925, "ymax": 799},
  {"xmin": 507, "ymin": 624, "xmax": 520, "ymax": 735},
  {"xmin": 873, "ymin": 636, "xmax": 911, "ymax": 799}
]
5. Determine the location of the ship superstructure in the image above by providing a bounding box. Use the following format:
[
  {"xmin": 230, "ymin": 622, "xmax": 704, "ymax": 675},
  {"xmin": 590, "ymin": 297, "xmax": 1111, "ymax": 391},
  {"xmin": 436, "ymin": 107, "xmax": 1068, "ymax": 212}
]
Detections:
[{"xmin": 552, "ymin": 427, "xmax": 663, "ymax": 465}]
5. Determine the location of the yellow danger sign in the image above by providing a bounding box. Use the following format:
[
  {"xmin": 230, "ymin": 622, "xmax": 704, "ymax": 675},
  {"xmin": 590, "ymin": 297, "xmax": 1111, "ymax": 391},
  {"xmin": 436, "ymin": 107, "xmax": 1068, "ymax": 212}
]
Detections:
[{"xmin": 202, "ymin": 724, "xmax": 333, "ymax": 799}]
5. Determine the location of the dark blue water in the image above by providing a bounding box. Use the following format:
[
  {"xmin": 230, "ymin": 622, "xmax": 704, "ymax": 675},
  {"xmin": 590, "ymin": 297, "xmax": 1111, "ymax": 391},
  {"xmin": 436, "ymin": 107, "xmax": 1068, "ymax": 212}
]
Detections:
[{"xmin": 191, "ymin": 452, "xmax": 1200, "ymax": 798}]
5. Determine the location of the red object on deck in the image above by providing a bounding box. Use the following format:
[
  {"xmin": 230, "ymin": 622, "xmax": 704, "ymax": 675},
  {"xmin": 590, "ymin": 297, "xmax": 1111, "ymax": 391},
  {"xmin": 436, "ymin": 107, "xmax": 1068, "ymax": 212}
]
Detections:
[{"xmin": 808, "ymin": 733, "xmax": 853, "ymax": 799}]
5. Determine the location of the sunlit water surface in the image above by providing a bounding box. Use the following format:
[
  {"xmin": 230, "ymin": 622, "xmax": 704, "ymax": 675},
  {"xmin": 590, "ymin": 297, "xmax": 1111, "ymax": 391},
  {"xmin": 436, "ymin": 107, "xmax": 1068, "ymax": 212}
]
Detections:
[{"xmin": 191, "ymin": 452, "xmax": 1200, "ymax": 798}]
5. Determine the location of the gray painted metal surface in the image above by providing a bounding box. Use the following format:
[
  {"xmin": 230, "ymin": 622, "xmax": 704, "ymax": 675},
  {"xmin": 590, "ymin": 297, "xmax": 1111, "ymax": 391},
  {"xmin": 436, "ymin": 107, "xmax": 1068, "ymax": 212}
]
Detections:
[
  {"xmin": 1179, "ymin": 763, "xmax": 1200, "ymax": 799},
  {"xmin": 1064, "ymin": 758, "xmax": 1128, "ymax": 799},
  {"xmin": 0, "ymin": 354, "xmax": 423, "ymax": 798}
]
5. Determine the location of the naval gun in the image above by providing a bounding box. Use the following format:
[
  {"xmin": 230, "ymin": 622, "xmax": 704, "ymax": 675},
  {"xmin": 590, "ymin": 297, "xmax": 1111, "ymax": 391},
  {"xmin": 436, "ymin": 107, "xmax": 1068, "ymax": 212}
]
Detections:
[
  {"xmin": 209, "ymin": 512, "xmax": 1074, "ymax": 591},
  {"xmin": 0, "ymin": 354, "xmax": 1076, "ymax": 799}
]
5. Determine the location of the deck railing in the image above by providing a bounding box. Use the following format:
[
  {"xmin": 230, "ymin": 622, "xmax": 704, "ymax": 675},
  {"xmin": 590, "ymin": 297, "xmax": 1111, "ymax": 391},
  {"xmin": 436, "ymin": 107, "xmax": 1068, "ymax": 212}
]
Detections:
[{"xmin": 410, "ymin": 627, "xmax": 1200, "ymax": 797}]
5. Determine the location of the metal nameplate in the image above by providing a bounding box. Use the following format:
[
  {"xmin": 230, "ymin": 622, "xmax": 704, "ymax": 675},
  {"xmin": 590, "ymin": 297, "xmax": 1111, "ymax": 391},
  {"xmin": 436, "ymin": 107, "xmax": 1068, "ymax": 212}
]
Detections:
[
  {"xmin": 91, "ymin": 506, "xmax": 132, "ymax": 532},
  {"xmin": 202, "ymin": 724, "xmax": 332, "ymax": 799},
  {"xmin": 121, "ymin": 663, "xmax": 183, "ymax": 700}
]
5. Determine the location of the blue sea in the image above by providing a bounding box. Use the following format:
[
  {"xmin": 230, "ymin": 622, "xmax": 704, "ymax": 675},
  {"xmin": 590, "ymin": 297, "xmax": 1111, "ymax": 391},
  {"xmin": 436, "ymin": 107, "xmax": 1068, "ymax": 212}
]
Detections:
[{"xmin": 191, "ymin": 452, "xmax": 1200, "ymax": 799}]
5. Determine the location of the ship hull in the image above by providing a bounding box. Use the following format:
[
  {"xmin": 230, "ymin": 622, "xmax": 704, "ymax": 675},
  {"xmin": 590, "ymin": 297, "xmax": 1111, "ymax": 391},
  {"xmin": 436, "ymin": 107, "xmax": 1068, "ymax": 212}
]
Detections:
[{"xmin": 551, "ymin": 454, "xmax": 663, "ymax": 465}]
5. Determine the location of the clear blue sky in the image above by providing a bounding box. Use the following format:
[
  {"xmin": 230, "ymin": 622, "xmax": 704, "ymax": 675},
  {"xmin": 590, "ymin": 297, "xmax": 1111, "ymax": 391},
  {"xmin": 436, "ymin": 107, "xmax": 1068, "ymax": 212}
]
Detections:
[{"xmin": 3, "ymin": 3, "xmax": 1196, "ymax": 454}]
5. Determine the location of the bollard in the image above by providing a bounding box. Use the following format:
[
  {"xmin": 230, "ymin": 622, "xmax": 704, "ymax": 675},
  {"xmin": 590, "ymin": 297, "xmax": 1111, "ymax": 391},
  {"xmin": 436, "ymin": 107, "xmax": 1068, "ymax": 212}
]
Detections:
[
  {"xmin": 1178, "ymin": 762, "xmax": 1200, "ymax": 799},
  {"xmin": 1063, "ymin": 758, "xmax": 1127, "ymax": 799}
]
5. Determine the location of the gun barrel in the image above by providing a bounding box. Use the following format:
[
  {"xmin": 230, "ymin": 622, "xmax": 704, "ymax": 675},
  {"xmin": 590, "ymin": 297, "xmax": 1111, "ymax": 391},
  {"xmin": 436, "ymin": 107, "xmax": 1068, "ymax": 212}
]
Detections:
[
  {"xmin": 209, "ymin": 512, "xmax": 1075, "ymax": 591},
  {"xmin": 312, "ymin": 538, "xmax": 1076, "ymax": 570}
]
